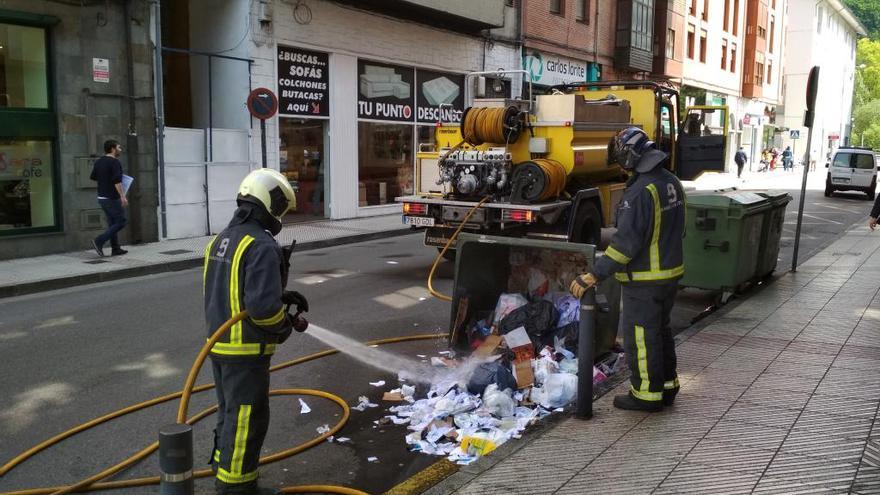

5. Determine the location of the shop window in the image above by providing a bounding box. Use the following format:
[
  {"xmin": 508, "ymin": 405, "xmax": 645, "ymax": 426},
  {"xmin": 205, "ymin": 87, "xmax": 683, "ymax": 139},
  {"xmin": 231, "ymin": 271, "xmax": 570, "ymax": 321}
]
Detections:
[
  {"xmin": 0, "ymin": 19, "xmax": 57, "ymax": 236},
  {"xmin": 358, "ymin": 122, "xmax": 413, "ymax": 207},
  {"xmin": 279, "ymin": 119, "xmax": 326, "ymax": 220},
  {"xmin": 0, "ymin": 23, "xmax": 48, "ymax": 109},
  {"xmin": 0, "ymin": 140, "xmax": 55, "ymax": 230}
]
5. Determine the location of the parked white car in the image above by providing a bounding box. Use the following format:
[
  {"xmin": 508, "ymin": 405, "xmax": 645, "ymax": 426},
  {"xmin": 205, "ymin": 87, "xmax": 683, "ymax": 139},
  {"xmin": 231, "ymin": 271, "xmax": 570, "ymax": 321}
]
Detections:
[{"xmin": 825, "ymin": 147, "xmax": 878, "ymax": 200}]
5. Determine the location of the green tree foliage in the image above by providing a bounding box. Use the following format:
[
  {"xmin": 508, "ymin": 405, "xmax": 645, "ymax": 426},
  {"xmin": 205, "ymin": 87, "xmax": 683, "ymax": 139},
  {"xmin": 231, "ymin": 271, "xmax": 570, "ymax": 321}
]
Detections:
[
  {"xmin": 856, "ymin": 38, "xmax": 880, "ymax": 103},
  {"xmin": 852, "ymin": 99, "xmax": 880, "ymax": 148},
  {"xmin": 844, "ymin": 0, "xmax": 880, "ymax": 39}
]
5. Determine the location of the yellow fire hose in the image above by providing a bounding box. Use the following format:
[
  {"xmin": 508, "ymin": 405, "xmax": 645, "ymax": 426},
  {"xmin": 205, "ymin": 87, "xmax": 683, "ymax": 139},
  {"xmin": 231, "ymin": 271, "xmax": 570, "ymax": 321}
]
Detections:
[
  {"xmin": 0, "ymin": 310, "xmax": 445, "ymax": 495},
  {"xmin": 426, "ymin": 196, "xmax": 491, "ymax": 302}
]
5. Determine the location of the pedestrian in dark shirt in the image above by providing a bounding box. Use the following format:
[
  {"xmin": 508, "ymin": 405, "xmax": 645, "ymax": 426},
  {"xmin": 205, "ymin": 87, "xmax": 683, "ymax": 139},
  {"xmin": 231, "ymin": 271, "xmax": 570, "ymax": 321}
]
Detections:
[
  {"xmin": 90, "ymin": 140, "xmax": 128, "ymax": 257},
  {"xmin": 734, "ymin": 147, "xmax": 748, "ymax": 179}
]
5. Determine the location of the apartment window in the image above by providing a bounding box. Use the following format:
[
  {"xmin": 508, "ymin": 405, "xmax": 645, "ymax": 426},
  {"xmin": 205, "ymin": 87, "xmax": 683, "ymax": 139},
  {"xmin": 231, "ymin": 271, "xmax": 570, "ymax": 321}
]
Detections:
[
  {"xmin": 772, "ymin": 0, "xmax": 776, "ymax": 8},
  {"xmin": 666, "ymin": 28, "xmax": 675, "ymax": 58},
  {"xmin": 731, "ymin": 43, "xmax": 737, "ymax": 72},
  {"xmin": 723, "ymin": 0, "xmax": 730, "ymax": 30},
  {"xmin": 550, "ymin": 0, "xmax": 563, "ymax": 15},
  {"xmin": 755, "ymin": 62, "xmax": 764, "ymax": 85},
  {"xmin": 687, "ymin": 24, "xmax": 695, "ymax": 59},
  {"xmin": 699, "ymin": 29, "xmax": 707, "ymax": 63},
  {"xmin": 702, "ymin": 0, "xmax": 709, "ymax": 20},
  {"xmin": 767, "ymin": 61, "xmax": 772, "ymax": 84},
  {"xmin": 769, "ymin": 16, "xmax": 775, "ymax": 52},
  {"xmin": 690, "ymin": 0, "xmax": 697, "ymax": 16},
  {"xmin": 576, "ymin": 0, "xmax": 588, "ymax": 22},
  {"xmin": 721, "ymin": 39, "xmax": 728, "ymax": 69},
  {"xmin": 733, "ymin": 0, "xmax": 739, "ymax": 35}
]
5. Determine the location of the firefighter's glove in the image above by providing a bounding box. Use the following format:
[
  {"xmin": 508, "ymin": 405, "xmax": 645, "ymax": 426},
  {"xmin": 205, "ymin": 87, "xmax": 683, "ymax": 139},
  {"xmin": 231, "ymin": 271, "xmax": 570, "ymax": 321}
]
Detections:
[
  {"xmin": 569, "ymin": 273, "xmax": 598, "ymax": 299},
  {"xmin": 282, "ymin": 290, "xmax": 309, "ymax": 313}
]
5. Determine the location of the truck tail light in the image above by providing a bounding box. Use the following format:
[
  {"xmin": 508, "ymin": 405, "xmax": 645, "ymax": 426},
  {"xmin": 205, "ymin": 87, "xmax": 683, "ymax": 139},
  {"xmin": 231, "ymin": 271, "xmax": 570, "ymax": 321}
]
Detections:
[
  {"xmin": 403, "ymin": 202, "xmax": 428, "ymax": 215},
  {"xmin": 502, "ymin": 209, "xmax": 535, "ymax": 223}
]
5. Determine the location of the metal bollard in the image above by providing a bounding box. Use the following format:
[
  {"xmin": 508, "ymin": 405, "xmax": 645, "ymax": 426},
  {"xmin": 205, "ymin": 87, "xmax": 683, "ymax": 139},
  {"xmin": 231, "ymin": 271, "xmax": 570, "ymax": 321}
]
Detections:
[
  {"xmin": 575, "ymin": 288, "xmax": 596, "ymax": 419},
  {"xmin": 159, "ymin": 423, "xmax": 194, "ymax": 495}
]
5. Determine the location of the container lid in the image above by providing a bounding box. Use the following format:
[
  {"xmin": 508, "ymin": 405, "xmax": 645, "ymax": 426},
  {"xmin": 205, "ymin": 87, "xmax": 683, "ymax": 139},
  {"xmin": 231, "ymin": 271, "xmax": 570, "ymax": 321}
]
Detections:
[
  {"xmin": 686, "ymin": 190, "xmax": 770, "ymax": 210},
  {"xmin": 753, "ymin": 190, "xmax": 793, "ymax": 202}
]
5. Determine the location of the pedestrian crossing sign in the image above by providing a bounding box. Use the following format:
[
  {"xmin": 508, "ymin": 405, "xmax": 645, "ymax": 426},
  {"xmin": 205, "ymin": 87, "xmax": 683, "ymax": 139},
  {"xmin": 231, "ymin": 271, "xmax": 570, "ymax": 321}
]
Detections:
[{"xmin": 790, "ymin": 130, "xmax": 801, "ymax": 139}]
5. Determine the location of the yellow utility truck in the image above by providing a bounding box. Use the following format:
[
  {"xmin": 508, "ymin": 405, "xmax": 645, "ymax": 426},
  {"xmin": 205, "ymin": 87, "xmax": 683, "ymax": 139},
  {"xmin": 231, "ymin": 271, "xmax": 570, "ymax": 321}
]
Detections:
[{"xmin": 397, "ymin": 79, "xmax": 729, "ymax": 255}]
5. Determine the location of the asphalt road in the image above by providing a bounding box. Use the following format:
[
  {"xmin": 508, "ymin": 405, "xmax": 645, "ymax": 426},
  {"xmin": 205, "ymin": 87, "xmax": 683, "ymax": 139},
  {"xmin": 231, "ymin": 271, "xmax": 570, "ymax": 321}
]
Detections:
[{"xmin": 0, "ymin": 169, "xmax": 872, "ymax": 495}]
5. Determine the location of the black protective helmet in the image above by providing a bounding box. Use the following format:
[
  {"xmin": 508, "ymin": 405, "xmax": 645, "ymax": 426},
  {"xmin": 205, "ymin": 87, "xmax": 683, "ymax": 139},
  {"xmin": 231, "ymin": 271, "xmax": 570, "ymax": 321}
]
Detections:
[{"xmin": 607, "ymin": 127, "xmax": 653, "ymax": 169}]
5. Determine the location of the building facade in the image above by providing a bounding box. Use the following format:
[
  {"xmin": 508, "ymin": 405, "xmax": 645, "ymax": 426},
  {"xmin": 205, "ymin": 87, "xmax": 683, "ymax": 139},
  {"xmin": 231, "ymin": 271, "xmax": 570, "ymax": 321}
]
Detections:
[
  {"xmin": 780, "ymin": 0, "xmax": 864, "ymax": 166},
  {"xmin": 0, "ymin": 1, "xmax": 158, "ymax": 260},
  {"xmin": 157, "ymin": 0, "xmax": 521, "ymax": 239},
  {"xmin": 521, "ymin": 0, "xmax": 616, "ymax": 90}
]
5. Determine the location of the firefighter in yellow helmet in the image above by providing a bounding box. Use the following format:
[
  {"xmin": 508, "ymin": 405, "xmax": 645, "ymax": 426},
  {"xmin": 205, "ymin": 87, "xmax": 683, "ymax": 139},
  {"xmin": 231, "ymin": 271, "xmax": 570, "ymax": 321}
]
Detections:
[
  {"xmin": 570, "ymin": 127, "xmax": 685, "ymax": 413},
  {"xmin": 203, "ymin": 168, "xmax": 308, "ymax": 494}
]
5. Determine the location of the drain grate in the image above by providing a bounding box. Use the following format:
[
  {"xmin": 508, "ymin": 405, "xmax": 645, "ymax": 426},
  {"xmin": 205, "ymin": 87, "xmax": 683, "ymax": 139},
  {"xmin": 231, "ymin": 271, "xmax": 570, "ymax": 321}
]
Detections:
[
  {"xmin": 84, "ymin": 259, "xmax": 108, "ymax": 264},
  {"xmin": 159, "ymin": 249, "xmax": 192, "ymax": 255}
]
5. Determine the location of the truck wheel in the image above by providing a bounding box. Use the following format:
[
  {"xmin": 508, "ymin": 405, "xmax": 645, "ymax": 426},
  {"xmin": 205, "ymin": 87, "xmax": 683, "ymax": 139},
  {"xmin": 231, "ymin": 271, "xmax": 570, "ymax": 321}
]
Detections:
[{"xmin": 573, "ymin": 202, "xmax": 602, "ymax": 246}]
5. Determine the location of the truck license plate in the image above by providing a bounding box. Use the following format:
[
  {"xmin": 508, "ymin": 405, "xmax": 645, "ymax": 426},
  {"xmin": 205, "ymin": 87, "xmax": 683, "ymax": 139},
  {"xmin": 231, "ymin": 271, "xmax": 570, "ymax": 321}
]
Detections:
[
  {"xmin": 833, "ymin": 177, "xmax": 850, "ymax": 183},
  {"xmin": 403, "ymin": 216, "xmax": 435, "ymax": 227}
]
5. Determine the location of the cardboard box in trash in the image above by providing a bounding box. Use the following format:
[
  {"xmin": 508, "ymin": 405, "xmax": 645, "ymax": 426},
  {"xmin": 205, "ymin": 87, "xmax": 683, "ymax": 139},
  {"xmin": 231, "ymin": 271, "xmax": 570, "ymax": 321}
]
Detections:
[{"xmin": 504, "ymin": 327, "xmax": 535, "ymax": 388}]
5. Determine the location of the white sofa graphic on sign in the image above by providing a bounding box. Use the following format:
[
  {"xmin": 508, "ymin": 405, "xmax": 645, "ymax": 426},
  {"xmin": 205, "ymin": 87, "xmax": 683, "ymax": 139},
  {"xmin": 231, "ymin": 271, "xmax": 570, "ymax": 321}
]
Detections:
[{"xmin": 359, "ymin": 64, "xmax": 411, "ymax": 99}]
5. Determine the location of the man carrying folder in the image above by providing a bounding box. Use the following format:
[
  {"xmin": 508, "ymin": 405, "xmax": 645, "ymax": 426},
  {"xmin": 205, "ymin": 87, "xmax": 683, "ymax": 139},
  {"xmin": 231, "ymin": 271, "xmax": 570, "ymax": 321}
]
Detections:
[{"xmin": 90, "ymin": 139, "xmax": 130, "ymax": 257}]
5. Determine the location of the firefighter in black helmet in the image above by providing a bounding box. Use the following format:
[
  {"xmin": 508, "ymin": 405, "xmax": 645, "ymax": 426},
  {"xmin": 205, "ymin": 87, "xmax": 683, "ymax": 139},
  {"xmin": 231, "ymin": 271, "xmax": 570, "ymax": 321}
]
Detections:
[
  {"xmin": 203, "ymin": 168, "xmax": 308, "ymax": 494},
  {"xmin": 570, "ymin": 127, "xmax": 685, "ymax": 412}
]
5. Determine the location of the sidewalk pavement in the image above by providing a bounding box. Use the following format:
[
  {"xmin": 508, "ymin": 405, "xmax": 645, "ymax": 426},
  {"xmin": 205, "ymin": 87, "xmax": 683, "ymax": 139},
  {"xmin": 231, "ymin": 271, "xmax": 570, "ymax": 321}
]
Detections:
[
  {"xmin": 0, "ymin": 214, "xmax": 410, "ymax": 298},
  {"xmin": 429, "ymin": 223, "xmax": 880, "ymax": 495}
]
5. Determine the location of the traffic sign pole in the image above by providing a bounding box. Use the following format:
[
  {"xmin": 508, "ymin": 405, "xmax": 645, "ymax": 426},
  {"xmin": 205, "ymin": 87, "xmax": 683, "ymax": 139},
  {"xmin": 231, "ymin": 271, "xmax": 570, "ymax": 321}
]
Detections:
[
  {"xmin": 792, "ymin": 66, "xmax": 820, "ymax": 273},
  {"xmin": 246, "ymin": 88, "xmax": 279, "ymax": 170}
]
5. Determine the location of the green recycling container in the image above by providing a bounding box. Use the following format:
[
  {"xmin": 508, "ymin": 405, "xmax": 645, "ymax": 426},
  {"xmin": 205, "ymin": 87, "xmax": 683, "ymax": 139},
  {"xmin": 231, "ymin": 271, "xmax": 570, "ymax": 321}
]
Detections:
[
  {"xmin": 680, "ymin": 191, "xmax": 771, "ymax": 292},
  {"xmin": 449, "ymin": 233, "xmax": 619, "ymax": 358},
  {"xmin": 754, "ymin": 191, "xmax": 793, "ymax": 279}
]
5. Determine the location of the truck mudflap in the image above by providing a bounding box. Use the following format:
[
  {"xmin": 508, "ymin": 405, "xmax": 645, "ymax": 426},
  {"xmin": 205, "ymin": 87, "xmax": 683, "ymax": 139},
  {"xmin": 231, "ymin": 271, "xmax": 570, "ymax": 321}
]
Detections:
[{"xmin": 424, "ymin": 226, "xmax": 458, "ymax": 247}]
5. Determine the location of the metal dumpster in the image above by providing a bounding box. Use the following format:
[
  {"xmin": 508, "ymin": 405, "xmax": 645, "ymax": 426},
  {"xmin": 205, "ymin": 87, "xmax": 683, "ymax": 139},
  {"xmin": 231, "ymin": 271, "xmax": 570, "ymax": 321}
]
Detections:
[
  {"xmin": 680, "ymin": 191, "xmax": 771, "ymax": 293},
  {"xmin": 448, "ymin": 233, "xmax": 619, "ymax": 358},
  {"xmin": 754, "ymin": 191, "xmax": 793, "ymax": 279}
]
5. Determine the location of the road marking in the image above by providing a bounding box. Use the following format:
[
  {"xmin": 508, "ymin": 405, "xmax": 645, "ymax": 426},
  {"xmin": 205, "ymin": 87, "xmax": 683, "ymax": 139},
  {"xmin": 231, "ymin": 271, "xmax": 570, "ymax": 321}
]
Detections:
[
  {"xmin": 0, "ymin": 382, "xmax": 75, "ymax": 433},
  {"xmin": 810, "ymin": 202, "xmax": 862, "ymax": 213},
  {"xmin": 113, "ymin": 353, "xmax": 179, "ymax": 379},
  {"xmin": 382, "ymin": 459, "xmax": 458, "ymax": 495},
  {"xmin": 34, "ymin": 315, "xmax": 77, "ymax": 329},
  {"xmin": 373, "ymin": 286, "xmax": 432, "ymax": 309},
  {"xmin": 799, "ymin": 213, "xmax": 843, "ymax": 224},
  {"xmin": 293, "ymin": 269, "xmax": 356, "ymax": 285}
]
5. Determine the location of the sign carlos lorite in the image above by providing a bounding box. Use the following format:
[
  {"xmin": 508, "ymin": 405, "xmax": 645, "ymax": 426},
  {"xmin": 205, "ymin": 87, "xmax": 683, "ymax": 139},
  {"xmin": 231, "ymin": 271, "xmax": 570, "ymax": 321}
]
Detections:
[{"xmin": 278, "ymin": 45, "xmax": 329, "ymax": 117}]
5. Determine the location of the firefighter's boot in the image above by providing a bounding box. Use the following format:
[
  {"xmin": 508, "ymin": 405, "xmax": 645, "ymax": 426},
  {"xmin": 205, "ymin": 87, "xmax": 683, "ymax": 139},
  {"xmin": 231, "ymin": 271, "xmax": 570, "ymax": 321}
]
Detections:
[{"xmin": 613, "ymin": 392, "xmax": 663, "ymax": 412}]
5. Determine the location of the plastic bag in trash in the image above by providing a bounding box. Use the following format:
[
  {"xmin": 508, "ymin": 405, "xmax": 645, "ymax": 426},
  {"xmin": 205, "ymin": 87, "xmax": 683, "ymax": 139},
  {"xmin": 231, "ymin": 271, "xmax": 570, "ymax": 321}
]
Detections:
[
  {"xmin": 499, "ymin": 300, "xmax": 559, "ymax": 343},
  {"xmin": 493, "ymin": 293, "xmax": 529, "ymax": 325},
  {"xmin": 482, "ymin": 384, "xmax": 516, "ymax": 418},
  {"xmin": 545, "ymin": 292, "xmax": 580, "ymax": 328},
  {"xmin": 527, "ymin": 268, "xmax": 550, "ymax": 298},
  {"xmin": 467, "ymin": 361, "xmax": 517, "ymax": 396},
  {"xmin": 531, "ymin": 373, "xmax": 578, "ymax": 409}
]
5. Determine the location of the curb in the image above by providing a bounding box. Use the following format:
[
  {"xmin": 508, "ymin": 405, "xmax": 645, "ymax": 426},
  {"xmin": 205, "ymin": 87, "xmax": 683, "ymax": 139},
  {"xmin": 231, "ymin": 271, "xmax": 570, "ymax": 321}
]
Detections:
[{"xmin": 0, "ymin": 228, "xmax": 415, "ymax": 300}]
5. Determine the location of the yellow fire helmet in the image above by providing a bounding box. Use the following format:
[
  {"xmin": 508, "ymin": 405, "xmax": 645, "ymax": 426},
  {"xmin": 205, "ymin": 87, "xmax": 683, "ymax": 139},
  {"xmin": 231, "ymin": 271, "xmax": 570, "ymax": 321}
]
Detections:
[{"xmin": 237, "ymin": 168, "xmax": 297, "ymax": 219}]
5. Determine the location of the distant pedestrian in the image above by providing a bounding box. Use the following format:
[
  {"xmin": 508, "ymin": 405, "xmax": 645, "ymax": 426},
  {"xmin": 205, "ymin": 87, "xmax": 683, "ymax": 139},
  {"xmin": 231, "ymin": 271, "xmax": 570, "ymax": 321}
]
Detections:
[
  {"xmin": 735, "ymin": 147, "xmax": 748, "ymax": 178},
  {"xmin": 761, "ymin": 149, "xmax": 771, "ymax": 172},
  {"xmin": 869, "ymin": 192, "xmax": 880, "ymax": 230},
  {"xmin": 90, "ymin": 140, "xmax": 128, "ymax": 257},
  {"xmin": 782, "ymin": 146, "xmax": 793, "ymax": 171}
]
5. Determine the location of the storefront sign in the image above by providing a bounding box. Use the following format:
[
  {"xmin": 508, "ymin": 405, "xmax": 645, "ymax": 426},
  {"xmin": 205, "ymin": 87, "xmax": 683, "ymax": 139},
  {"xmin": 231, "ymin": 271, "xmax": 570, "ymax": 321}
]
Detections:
[
  {"xmin": 357, "ymin": 60, "xmax": 415, "ymax": 122},
  {"xmin": 416, "ymin": 69, "xmax": 464, "ymax": 124},
  {"xmin": 278, "ymin": 46, "xmax": 330, "ymax": 117},
  {"xmin": 522, "ymin": 49, "xmax": 588, "ymax": 87},
  {"xmin": 92, "ymin": 58, "xmax": 109, "ymax": 83}
]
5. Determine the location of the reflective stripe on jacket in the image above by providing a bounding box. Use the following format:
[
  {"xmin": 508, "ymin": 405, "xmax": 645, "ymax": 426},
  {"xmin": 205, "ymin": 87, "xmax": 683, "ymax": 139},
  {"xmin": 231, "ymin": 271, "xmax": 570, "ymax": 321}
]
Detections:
[
  {"xmin": 203, "ymin": 219, "xmax": 291, "ymax": 359},
  {"xmin": 593, "ymin": 167, "xmax": 686, "ymax": 285}
]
